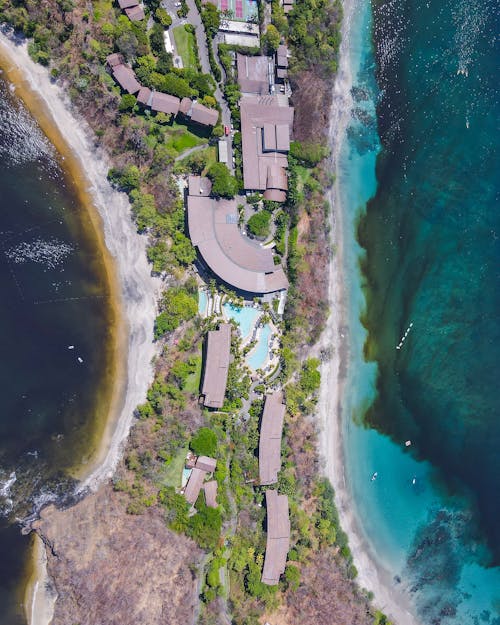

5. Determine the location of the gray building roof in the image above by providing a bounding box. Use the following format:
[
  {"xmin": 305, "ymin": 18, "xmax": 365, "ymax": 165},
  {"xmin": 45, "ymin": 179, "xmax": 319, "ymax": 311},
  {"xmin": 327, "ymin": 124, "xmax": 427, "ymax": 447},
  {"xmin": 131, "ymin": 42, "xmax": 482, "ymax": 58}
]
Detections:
[
  {"xmin": 112, "ymin": 64, "xmax": 141, "ymax": 94},
  {"xmin": 188, "ymin": 175, "xmax": 212, "ymax": 197},
  {"xmin": 203, "ymin": 480, "xmax": 218, "ymax": 508},
  {"xmin": 262, "ymin": 490, "xmax": 290, "ymax": 585},
  {"xmin": 106, "ymin": 53, "xmax": 124, "ymax": 68},
  {"xmin": 151, "ymin": 91, "xmax": 181, "ymax": 115},
  {"xmin": 137, "ymin": 86, "xmax": 152, "ymax": 106},
  {"xmin": 187, "ymin": 194, "xmax": 289, "ymax": 293},
  {"xmin": 190, "ymin": 102, "xmax": 219, "ymax": 126},
  {"xmin": 125, "ymin": 4, "xmax": 145, "ymax": 20},
  {"xmin": 201, "ymin": 324, "xmax": 231, "ymax": 408},
  {"xmin": 259, "ymin": 392, "xmax": 286, "ymax": 485},
  {"xmin": 118, "ymin": 0, "xmax": 139, "ymax": 8},
  {"xmin": 240, "ymin": 96, "xmax": 293, "ymax": 198},
  {"xmin": 196, "ymin": 456, "xmax": 217, "ymax": 473},
  {"xmin": 237, "ymin": 54, "xmax": 272, "ymax": 95},
  {"xmin": 184, "ymin": 467, "xmax": 206, "ymax": 504}
]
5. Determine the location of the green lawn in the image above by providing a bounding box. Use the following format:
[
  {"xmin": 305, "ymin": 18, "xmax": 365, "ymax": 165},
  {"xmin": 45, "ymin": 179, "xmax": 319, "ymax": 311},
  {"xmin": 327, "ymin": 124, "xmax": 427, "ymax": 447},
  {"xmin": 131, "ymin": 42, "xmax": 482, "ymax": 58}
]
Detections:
[
  {"xmin": 165, "ymin": 122, "xmax": 207, "ymax": 155},
  {"xmin": 158, "ymin": 446, "xmax": 188, "ymax": 488},
  {"xmin": 183, "ymin": 354, "xmax": 202, "ymax": 395},
  {"xmin": 173, "ymin": 25, "xmax": 198, "ymax": 70}
]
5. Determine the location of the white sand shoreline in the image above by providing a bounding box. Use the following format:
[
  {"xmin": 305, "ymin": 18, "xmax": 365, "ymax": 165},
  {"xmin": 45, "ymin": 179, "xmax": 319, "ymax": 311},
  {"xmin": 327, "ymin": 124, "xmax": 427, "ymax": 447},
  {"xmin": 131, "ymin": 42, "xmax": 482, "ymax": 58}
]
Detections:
[
  {"xmin": 316, "ymin": 1, "xmax": 420, "ymax": 624},
  {"xmin": 0, "ymin": 28, "xmax": 160, "ymax": 625}
]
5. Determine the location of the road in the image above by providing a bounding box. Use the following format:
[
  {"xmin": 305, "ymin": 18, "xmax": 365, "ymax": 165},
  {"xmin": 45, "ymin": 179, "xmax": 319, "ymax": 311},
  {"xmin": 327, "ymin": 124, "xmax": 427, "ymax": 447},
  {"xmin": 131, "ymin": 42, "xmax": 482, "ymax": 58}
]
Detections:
[{"xmin": 184, "ymin": 0, "xmax": 234, "ymax": 172}]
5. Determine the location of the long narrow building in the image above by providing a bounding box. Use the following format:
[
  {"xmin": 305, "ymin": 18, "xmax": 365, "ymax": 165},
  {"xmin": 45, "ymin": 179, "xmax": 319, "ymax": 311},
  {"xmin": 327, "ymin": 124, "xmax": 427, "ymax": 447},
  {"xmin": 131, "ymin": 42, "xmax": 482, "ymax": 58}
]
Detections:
[
  {"xmin": 261, "ymin": 489, "xmax": 290, "ymax": 585},
  {"xmin": 201, "ymin": 323, "xmax": 231, "ymax": 409},
  {"xmin": 259, "ymin": 392, "xmax": 286, "ymax": 485}
]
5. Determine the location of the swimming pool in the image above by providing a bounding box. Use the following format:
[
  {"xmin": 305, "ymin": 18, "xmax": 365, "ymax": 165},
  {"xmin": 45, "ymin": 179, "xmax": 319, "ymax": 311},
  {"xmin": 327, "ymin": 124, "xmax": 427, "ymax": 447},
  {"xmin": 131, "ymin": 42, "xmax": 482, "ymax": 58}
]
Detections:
[
  {"xmin": 198, "ymin": 290, "xmax": 208, "ymax": 316},
  {"xmin": 223, "ymin": 302, "xmax": 259, "ymax": 340},
  {"xmin": 182, "ymin": 467, "xmax": 192, "ymax": 488},
  {"xmin": 247, "ymin": 324, "xmax": 272, "ymax": 371}
]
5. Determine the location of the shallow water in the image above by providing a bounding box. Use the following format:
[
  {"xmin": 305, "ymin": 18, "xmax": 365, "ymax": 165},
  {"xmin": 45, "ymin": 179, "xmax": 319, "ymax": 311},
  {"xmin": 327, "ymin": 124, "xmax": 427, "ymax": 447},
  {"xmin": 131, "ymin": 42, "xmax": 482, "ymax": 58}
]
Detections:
[
  {"xmin": 338, "ymin": 0, "xmax": 500, "ymax": 623},
  {"xmin": 0, "ymin": 75, "xmax": 115, "ymax": 623}
]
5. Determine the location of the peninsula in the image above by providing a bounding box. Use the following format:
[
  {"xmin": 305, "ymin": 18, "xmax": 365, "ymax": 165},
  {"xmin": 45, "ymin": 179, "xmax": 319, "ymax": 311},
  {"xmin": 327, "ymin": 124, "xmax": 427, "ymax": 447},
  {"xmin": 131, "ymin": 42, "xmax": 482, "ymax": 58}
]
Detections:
[{"xmin": 0, "ymin": 1, "xmax": 395, "ymax": 624}]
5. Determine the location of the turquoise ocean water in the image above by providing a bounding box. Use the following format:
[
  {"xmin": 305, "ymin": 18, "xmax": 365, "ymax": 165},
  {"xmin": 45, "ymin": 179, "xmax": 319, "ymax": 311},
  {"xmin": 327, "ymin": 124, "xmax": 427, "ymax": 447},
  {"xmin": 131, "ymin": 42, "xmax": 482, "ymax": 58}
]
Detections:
[{"xmin": 339, "ymin": 0, "xmax": 500, "ymax": 623}]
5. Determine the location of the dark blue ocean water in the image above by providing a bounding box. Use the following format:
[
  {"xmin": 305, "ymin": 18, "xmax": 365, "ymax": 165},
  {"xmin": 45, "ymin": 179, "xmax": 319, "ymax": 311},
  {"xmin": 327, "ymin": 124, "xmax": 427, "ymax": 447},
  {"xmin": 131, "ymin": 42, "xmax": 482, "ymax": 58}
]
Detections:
[
  {"xmin": 0, "ymin": 76, "xmax": 114, "ymax": 624},
  {"xmin": 339, "ymin": 0, "xmax": 500, "ymax": 623}
]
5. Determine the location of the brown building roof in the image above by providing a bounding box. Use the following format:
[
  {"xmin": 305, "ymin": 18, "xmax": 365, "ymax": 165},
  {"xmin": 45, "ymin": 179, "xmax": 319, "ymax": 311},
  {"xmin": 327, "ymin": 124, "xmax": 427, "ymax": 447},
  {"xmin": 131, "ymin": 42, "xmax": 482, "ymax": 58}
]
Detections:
[
  {"xmin": 184, "ymin": 467, "xmax": 206, "ymax": 505},
  {"xmin": 240, "ymin": 96, "xmax": 294, "ymax": 197},
  {"xmin": 180, "ymin": 97, "xmax": 193, "ymax": 115},
  {"xmin": 151, "ymin": 91, "xmax": 181, "ymax": 115},
  {"xmin": 190, "ymin": 102, "xmax": 219, "ymax": 126},
  {"xmin": 203, "ymin": 480, "xmax": 218, "ymax": 508},
  {"xmin": 262, "ymin": 490, "xmax": 290, "ymax": 585},
  {"xmin": 259, "ymin": 392, "xmax": 286, "ymax": 485},
  {"xmin": 106, "ymin": 53, "xmax": 124, "ymax": 68},
  {"xmin": 188, "ymin": 175, "xmax": 212, "ymax": 197},
  {"xmin": 276, "ymin": 67, "xmax": 288, "ymax": 81},
  {"xmin": 187, "ymin": 194, "xmax": 289, "ymax": 293},
  {"xmin": 237, "ymin": 54, "xmax": 271, "ymax": 95},
  {"xmin": 112, "ymin": 64, "xmax": 141, "ymax": 94},
  {"xmin": 125, "ymin": 4, "xmax": 145, "ymax": 20},
  {"xmin": 201, "ymin": 324, "xmax": 231, "ymax": 408},
  {"xmin": 136, "ymin": 86, "xmax": 152, "ymax": 106},
  {"xmin": 196, "ymin": 456, "xmax": 217, "ymax": 473},
  {"xmin": 118, "ymin": 0, "xmax": 139, "ymax": 8},
  {"xmin": 276, "ymin": 45, "xmax": 289, "ymax": 68}
]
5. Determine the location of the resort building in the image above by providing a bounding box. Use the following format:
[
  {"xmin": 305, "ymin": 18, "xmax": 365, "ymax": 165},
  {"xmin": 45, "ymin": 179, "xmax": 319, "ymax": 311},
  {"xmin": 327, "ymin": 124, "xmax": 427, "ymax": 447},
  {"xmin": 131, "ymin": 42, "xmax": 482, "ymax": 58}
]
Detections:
[
  {"xmin": 186, "ymin": 178, "xmax": 289, "ymax": 293},
  {"xmin": 109, "ymin": 62, "xmax": 141, "ymax": 94},
  {"xmin": 240, "ymin": 96, "xmax": 294, "ymax": 202},
  {"xmin": 184, "ymin": 456, "xmax": 218, "ymax": 506},
  {"xmin": 259, "ymin": 392, "xmax": 286, "ymax": 485},
  {"xmin": 150, "ymin": 91, "xmax": 181, "ymax": 116},
  {"xmin": 106, "ymin": 59, "xmax": 218, "ymax": 128},
  {"xmin": 275, "ymin": 45, "xmax": 289, "ymax": 83},
  {"xmin": 261, "ymin": 489, "xmax": 290, "ymax": 585},
  {"xmin": 117, "ymin": 0, "xmax": 145, "ymax": 21},
  {"xmin": 237, "ymin": 54, "xmax": 273, "ymax": 95},
  {"xmin": 203, "ymin": 480, "xmax": 218, "ymax": 508},
  {"xmin": 201, "ymin": 323, "xmax": 232, "ymax": 409}
]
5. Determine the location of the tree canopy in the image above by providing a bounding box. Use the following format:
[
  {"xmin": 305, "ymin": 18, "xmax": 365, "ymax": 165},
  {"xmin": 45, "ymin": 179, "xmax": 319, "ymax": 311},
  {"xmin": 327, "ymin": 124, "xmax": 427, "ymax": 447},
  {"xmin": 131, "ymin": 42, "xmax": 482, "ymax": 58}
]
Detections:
[{"xmin": 207, "ymin": 163, "xmax": 239, "ymax": 198}]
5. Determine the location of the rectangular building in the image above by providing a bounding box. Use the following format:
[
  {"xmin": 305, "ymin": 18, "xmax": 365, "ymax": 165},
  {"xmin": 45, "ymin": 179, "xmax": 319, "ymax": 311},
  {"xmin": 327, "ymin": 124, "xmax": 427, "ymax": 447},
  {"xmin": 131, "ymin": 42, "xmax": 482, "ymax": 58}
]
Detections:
[
  {"xmin": 201, "ymin": 324, "xmax": 231, "ymax": 408},
  {"xmin": 261, "ymin": 490, "xmax": 290, "ymax": 585},
  {"xmin": 259, "ymin": 392, "xmax": 286, "ymax": 485}
]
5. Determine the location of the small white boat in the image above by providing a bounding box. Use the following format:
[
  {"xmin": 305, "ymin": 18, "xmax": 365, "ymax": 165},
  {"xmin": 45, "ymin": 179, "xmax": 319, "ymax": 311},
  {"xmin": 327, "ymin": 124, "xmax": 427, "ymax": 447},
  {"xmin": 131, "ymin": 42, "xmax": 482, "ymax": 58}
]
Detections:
[
  {"xmin": 371, "ymin": 472, "xmax": 378, "ymax": 482},
  {"xmin": 77, "ymin": 357, "xmax": 83, "ymax": 363},
  {"xmin": 68, "ymin": 345, "xmax": 74, "ymax": 350},
  {"xmin": 412, "ymin": 477, "xmax": 416, "ymax": 485}
]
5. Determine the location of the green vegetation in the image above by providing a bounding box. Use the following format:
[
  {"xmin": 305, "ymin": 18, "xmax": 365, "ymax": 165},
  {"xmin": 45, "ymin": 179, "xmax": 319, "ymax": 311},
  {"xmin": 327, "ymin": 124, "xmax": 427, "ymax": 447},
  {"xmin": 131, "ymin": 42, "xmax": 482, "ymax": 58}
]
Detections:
[
  {"xmin": 262, "ymin": 23, "xmax": 280, "ymax": 54},
  {"xmin": 247, "ymin": 210, "xmax": 271, "ymax": 239},
  {"xmin": 289, "ymin": 0, "xmax": 343, "ymax": 76},
  {"xmin": 191, "ymin": 427, "xmax": 218, "ymax": 457},
  {"xmin": 155, "ymin": 7, "xmax": 172, "ymax": 27},
  {"xmin": 154, "ymin": 285, "xmax": 198, "ymax": 339},
  {"xmin": 290, "ymin": 140, "xmax": 329, "ymax": 167},
  {"xmin": 207, "ymin": 162, "xmax": 239, "ymax": 198},
  {"xmin": 173, "ymin": 24, "xmax": 198, "ymax": 70}
]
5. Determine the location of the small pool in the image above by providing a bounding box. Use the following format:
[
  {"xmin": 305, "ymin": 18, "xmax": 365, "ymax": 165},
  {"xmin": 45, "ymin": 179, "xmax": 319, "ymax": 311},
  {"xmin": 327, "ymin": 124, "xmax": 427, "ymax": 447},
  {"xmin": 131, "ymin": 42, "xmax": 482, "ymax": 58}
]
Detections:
[
  {"xmin": 223, "ymin": 302, "xmax": 259, "ymax": 340},
  {"xmin": 182, "ymin": 467, "xmax": 192, "ymax": 488},
  {"xmin": 247, "ymin": 324, "xmax": 272, "ymax": 371},
  {"xmin": 198, "ymin": 290, "xmax": 208, "ymax": 316}
]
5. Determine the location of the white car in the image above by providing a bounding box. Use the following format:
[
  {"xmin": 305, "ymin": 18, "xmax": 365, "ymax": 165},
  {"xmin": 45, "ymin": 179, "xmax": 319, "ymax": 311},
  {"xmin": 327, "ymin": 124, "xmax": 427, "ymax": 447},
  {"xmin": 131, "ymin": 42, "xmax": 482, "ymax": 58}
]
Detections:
[{"xmin": 174, "ymin": 2, "xmax": 181, "ymax": 6}]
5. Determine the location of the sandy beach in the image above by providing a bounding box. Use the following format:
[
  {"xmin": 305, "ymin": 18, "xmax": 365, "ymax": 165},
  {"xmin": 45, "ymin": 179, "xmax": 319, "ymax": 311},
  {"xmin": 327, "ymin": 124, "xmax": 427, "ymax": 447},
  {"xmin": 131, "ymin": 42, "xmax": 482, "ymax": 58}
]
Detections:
[
  {"xmin": 0, "ymin": 28, "xmax": 161, "ymax": 625},
  {"xmin": 316, "ymin": 1, "xmax": 420, "ymax": 624}
]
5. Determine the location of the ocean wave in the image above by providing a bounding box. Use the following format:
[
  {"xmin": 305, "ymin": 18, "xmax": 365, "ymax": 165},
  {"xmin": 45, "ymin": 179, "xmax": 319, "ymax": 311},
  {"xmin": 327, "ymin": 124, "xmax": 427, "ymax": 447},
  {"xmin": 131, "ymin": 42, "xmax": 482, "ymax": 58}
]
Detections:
[
  {"xmin": 5, "ymin": 237, "xmax": 74, "ymax": 269},
  {"xmin": 0, "ymin": 80, "xmax": 56, "ymax": 168}
]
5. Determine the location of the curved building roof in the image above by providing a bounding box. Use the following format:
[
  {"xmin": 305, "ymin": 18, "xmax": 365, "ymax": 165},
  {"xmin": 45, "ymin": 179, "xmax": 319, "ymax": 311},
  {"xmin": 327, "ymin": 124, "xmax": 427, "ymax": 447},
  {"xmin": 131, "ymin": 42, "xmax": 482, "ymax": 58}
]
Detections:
[{"xmin": 187, "ymin": 188, "xmax": 288, "ymax": 294}]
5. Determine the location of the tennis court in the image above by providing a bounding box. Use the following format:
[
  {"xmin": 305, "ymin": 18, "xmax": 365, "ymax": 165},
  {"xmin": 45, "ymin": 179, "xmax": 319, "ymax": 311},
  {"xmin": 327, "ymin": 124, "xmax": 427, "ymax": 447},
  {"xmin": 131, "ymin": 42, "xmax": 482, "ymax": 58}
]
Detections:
[{"xmin": 218, "ymin": 0, "xmax": 257, "ymax": 21}]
